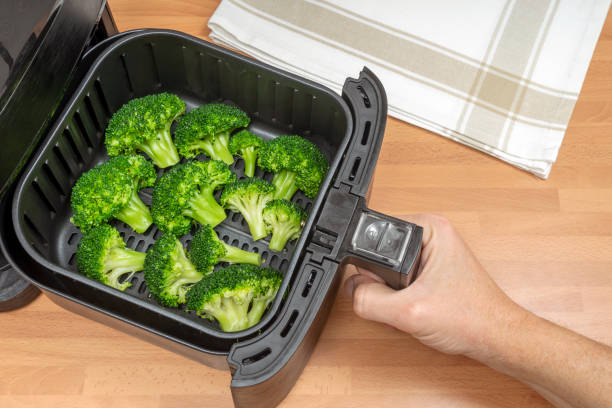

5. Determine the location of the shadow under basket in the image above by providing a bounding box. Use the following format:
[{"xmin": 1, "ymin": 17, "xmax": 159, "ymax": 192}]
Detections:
[{"xmin": 7, "ymin": 30, "xmax": 423, "ymax": 408}]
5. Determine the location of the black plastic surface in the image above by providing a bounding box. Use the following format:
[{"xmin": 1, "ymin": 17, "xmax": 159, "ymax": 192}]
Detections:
[
  {"xmin": 11, "ymin": 30, "xmax": 352, "ymax": 352},
  {"xmin": 0, "ymin": 0, "xmax": 106, "ymax": 199},
  {"xmin": 0, "ymin": 252, "xmax": 39, "ymax": 312}
]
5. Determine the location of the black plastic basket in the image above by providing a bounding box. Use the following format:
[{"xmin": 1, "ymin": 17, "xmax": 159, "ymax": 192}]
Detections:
[{"xmin": 3, "ymin": 30, "xmax": 422, "ymax": 407}]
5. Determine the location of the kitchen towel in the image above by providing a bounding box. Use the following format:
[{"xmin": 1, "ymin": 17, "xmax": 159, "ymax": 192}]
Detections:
[{"xmin": 208, "ymin": 0, "xmax": 610, "ymax": 178}]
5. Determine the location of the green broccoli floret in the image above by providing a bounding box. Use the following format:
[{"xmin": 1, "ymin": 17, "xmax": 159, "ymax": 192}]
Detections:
[
  {"xmin": 70, "ymin": 155, "xmax": 156, "ymax": 233},
  {"xmin": 190, "ymin": 224, "xmax": 261, "ymax": 272},
  {"xmin": 185, "ymin": 264, "xmax": 282, "ymax": 332},
  {"xmin": 220, "ymin": 178, "xmax": 275, "ymax": 241},
  {"xmin": 174, "ymin": 103, "xmax": 250, "ymax": 164},
  {"xmin": 262, "ymin": 199, "xmax": 307, "ymax": 252},
  {"xmin": 151, "ymin": 160, "xmax": 235, "ymax": 235},
  {"xmin": 229, "ymin": 130, "xmax": 264, "ymax": 177},
  {"xmin": 247, "ymin": 267, "xmax": 284, "ymax": 327},
  {"xmin": 76, "ymin": 224, "xmax": 145, "ymax": 291},
  {"xmin": 105, "ymin": 93, "xmax": 185, "ymax": 168},
  {"xmin": 257, "ymin": 135, "xmax": 329, "ymax": 200},
  {"xmin": 143, "ymin": 233, "xmax": 203, "ymax": 307}
]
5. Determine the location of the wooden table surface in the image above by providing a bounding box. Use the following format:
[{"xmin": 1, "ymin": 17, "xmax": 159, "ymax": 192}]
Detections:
[{"xmin": 1, "ymin": 1, "xmax": 611, "ymax": 407}]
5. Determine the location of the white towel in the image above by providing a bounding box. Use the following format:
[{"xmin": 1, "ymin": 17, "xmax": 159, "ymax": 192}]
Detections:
[{"xmin": 208, "ymin": 0, "xmax": 610, "ymax": 178}]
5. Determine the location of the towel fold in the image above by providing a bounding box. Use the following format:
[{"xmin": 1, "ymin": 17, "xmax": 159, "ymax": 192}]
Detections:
[{"xmin": 209, "ymin": 0, "xmax": 610, "ymax": 178}]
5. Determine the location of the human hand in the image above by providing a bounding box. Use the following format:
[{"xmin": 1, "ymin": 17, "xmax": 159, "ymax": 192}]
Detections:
[{"xmin": 344, "ymin": 214, "xmax": 528, "ymax": 359}]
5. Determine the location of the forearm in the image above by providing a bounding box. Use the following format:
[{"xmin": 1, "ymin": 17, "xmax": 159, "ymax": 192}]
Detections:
[{"xmin": 471, "ymin": 305, "xmax": 612, "ymax": 408}]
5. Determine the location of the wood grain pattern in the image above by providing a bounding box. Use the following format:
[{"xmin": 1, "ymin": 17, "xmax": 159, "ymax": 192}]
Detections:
[{"xmin": 1, "ymin": 1, "xmax": 610, "ymax": 407}]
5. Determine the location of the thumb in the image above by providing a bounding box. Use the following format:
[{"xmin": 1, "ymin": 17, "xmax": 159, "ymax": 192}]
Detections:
[{"xmin": 345, "ymin": 274, "xmax": 400, "ymax": 325}]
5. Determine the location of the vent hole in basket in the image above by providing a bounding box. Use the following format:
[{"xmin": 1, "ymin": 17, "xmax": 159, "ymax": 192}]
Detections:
[
  {"xmin": 68, "ymin": 252, "xmax": 76, "ymax": 265},
  {"xmin": 231, "ymin": 239, "xmax": 239, "ymax": 247},
  {"xmin": 348, "ymin": 157, "xmax": 361, "ymax": 181},
  {"xmin": 74, "ymin": 112, "xmax": 93, "ymax": 149},
  {"xmin": 138, "ymin": 281, "xmax": 147, "ymax": 294},
  {"xmin": 53, "ymin": 145, "xmax": 71, "ymax": 175},
  {"xmin": 222, "ymin": 235, "xmax": 229, "ymax": 243},
  {"xmin": 23, "ymin": 214, "xmax": 48, "ymax": 245},
  {"xmin": 126, "ymin": 236, "xmax": 135, "ymax": 247},
  {"xmin": 120, "ymin": 53, "xmax": 134, "ymax": 93},
  {"xmin": 67, "ymin": 233, "xmax": 78, "ymax": 245},
  {"xmin": 357, "ymin": 85, "xmax": 371, "ymax": 108},
  {"xmin": 302, "ymin": 269, "xmax": 317, "ymax": 297},
  {"xmin": 361, "ymin": 121, "xmax": 371, "ymax": 145},
  {"xmin": 279, "ymin": 259, "xmax": 288, "ymax": 272},
  {"xmin": 281, "ymin": 310, "xmax": 299, "ymax": 338},
  {"xmin": 261, "ymin": 251, "xmax": 268, "ymax": 262},
  {"xmin": 241, "ymin": 347, "xmax": 271, "ymax": 366},
  {"xmin": 232, "ymin": 212, "xmax": 240, "ymax": 222},
  {"xmin": 32, "ymin": 181, "xmax": 56, "ymax": 214},
  {"xmin": 135, "ymin": 240, "xmax": 145, "ymax": 252},
  {"xmin": 42, "ymin": 163, "xmax": 66, "ymax": 196},
  {"xmin": 94, "ymin": 79, "xmax": 111, "ymax": 117},
  {"xmin": 269, "ymin": 254, "xmax": 278, "ymax": 268},
  {"xmin": 153, "ymin": 229, "xmax": 163, "ymax": 239},
  {"xmin": 84, "ymin": 96, "xmax": 101, "ymax": 132},
  {"xmin": 241, "ymin": 243, "xmax": 249, "ymax": 250},
  {"xmin": 63, "ymin": 128, "xmax": 84, "ymax": 165}
]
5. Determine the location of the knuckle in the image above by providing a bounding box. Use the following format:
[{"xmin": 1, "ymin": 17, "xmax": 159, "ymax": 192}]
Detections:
[{"xmin": 429, "ymin": 214, "xmax": 453, "ymax": 232}]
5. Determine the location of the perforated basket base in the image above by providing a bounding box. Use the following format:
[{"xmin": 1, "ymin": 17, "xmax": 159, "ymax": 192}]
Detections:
[{"xmin": 55, "ymin": 102, "xmax": 324, "ymax": 331}]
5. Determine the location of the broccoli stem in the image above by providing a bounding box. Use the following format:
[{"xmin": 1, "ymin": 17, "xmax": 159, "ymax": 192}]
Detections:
[
  {"xmin": 221, "ymin": 243, "xmax": 261, "ymax": 266},
  {"xmin": 168, "ymin": 249, "xmax": 204, "ymax": 303},
  {"xmin": 104, "ymin": 248, "xmax": 145, "ymax": 290},
  {"xmin": 136, "ymin": 127, "xmax": 180, "ymax": 168},
  {"xmin": 183, "ymin": 189, "xmax": 227, "ymax": 228},
  {"xmin": 272, "ymin": 170, "xmax": 299, "ymax": 200},
  {"xmin": 237, "ymin": 197, "xmax": 269, "ymax": 241},
  {"xmin": 213, "ymin": 296, "xmax": 251, "ymax": 332},
  {"xmin": 268, "ymin": 221, "xmax": 302, "ymax": 252},
  {"xmin": 106, "ymin": 247, "xmax": 147, "ymax": 272},
  {"xmin": 241, "ymin": 146, "xmax": 258, "ymax": 178},
  {"xmin": 191, "ymin": 134, "xmax": 234, "ymax": 165},
  {"xmin": 115, "ymin": 191, "xmax": 153, "ymax": 233},
  {"xmin": 211, "ymin": 132, "xmax": 234, "ymax": 165},
  {"xmin": 247, "ymin": 294, "xmax": 275, "ymax": 327}
]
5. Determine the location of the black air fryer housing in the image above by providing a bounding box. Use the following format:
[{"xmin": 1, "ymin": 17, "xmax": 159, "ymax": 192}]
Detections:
[{"xmin": 0, "ymin": 3, "xmax": 422, "ymax": 407}]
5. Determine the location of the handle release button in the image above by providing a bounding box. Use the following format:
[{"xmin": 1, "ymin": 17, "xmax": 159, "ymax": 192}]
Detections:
[{"xmin": 351, "ymin": 212, "xmax": 412, "ymax": 267}]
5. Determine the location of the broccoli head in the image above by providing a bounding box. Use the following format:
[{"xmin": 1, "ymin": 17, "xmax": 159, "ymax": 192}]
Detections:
[
  {"xmin": 229, "ymin": 130, "xmax": 264, "ymax": 177},
  {"xmin": 186, "ymin": 264, "xmax": 282, "ymax": 332},
  {"xmin": 76, "ymin": 224, "xmax": 145, "ymax": 291},
  {"xmin": 174, "ymin": 103, "xmax": 250, "ymax": 164},
  {"xmin": 257, "ymin": 135, "xmax": 329, "ymax": 200},
  {"xmin": 151, "ymin": 160, "xmax": 235, "ymax": 235},
  {"xmin": 70, "ymin": 155, "xmax": 156, "ymax": 233},
  {"xmin": 247, "ymin": 267, "xmax": 283, "ymax": 327},
  {"xmin": 262, "ymin": 199, "xmax": 307, "ymax": 252},
  {"xmin": 143, "ymin": 233, "xmax": 203, "ymax": 307},
  {"xmin": 105, "ymin": 93, "xmax": 185, "ymax": 168},
  {"xmin": 190, "ymin": 224, "xmax": 261, "ymax": 272},
  {"xmin": 220, "ymin": 178, "xmax": 275, "ymax": 241}
]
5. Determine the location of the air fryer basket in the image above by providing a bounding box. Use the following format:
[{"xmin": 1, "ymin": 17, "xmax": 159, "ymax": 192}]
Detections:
[{"xmin": 7, "ymin": 30, "xmax": 423, "ymax": 407}]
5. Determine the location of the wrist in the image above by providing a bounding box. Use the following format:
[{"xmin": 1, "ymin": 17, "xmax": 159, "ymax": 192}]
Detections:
[{"xmin": 465, "ymin": 300, "xmax": 535, "ymax": 367}]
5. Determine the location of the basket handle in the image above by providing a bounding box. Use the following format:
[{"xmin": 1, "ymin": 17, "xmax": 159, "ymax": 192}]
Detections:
[{"xmin": 320, "ymin": 68, "xmax": 423, "ymax": 289}]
